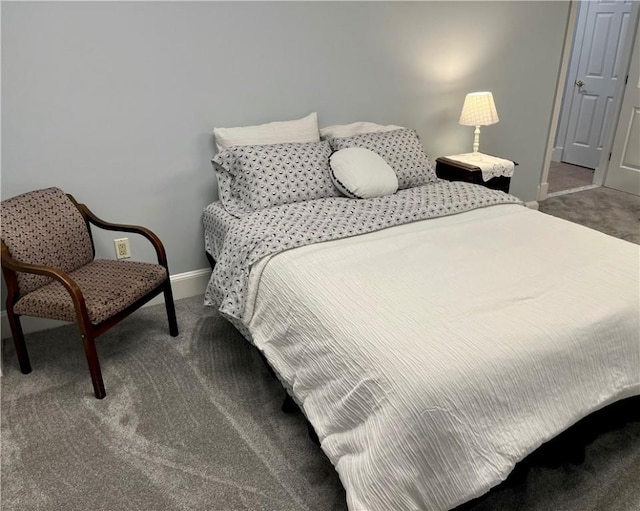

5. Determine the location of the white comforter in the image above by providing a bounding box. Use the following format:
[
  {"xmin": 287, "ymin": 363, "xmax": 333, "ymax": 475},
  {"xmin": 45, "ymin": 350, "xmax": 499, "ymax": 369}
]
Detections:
[{"xmin": 244, "ymin": 204, "xmax": 640, "ymax": 511}]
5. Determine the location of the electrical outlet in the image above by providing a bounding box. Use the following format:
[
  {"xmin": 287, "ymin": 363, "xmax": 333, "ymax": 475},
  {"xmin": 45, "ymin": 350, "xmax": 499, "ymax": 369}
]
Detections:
[{"xmin": 114, "ymin": 238, "xmax": 131, "ymax": 259}]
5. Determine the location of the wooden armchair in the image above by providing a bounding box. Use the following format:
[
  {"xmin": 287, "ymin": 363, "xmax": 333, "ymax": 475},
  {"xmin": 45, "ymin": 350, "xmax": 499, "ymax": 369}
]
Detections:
[{"xmin": 1, "ymin": 187, "xmax": 178, "ymax": 399}]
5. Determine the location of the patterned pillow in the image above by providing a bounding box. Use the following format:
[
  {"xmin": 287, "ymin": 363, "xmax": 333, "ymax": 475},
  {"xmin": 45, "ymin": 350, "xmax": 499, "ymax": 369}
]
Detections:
[
  {"xmin": 328, "ymin": 128, "xmax": 437, "ymax": 189},
  {"xmin": 212, "ymin": 140, "xmax": 340, "ymax": 216}
]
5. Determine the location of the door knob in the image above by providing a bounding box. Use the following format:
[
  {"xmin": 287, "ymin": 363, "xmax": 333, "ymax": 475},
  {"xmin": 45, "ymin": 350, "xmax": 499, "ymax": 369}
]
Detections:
[{"xmin": 575, "ymin": 79, "xmax": 585, "ymax": 88}]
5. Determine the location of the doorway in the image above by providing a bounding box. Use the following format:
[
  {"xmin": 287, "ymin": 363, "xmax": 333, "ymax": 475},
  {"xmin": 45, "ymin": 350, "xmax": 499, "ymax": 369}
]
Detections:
[{"xmin": 548, "ymin": 0, "xmax": 635, "ymax": 197}]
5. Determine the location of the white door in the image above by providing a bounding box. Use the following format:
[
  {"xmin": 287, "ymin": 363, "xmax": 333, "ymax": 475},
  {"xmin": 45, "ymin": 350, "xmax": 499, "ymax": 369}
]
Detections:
[
  {"xmin": 563, "ymin": 0, "xmax": 633, "ymax": 169},
  {"xmin": 604, "ymin": 25, "xmax": 640, "ymax": 195}
]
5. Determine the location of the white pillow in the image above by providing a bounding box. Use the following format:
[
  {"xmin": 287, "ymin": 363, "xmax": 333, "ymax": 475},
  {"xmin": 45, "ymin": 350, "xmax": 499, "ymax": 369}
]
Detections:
[
  {"xmin": 320, "ymin": 121, "xmax": 404, "ymax": 140},
  {"xmin": 329, "ymin": 148, "xmax": 398, "ymax": 199},
  {"xmin": 214, "ymin": 112, "xmax": 320, "ymax": 152}
]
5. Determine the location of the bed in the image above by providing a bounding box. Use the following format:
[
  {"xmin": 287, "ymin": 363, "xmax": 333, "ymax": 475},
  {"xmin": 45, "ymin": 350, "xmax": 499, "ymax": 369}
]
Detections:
[{"xmin": 203, "ymin": 115, "xmax": 640, "ymax": 511}]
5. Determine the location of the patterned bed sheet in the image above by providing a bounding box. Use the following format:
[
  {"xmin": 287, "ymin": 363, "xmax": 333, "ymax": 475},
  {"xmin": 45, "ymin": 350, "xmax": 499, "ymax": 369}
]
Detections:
[
  {"xmin": 203, "ymin": 201, "xmax": 241, "ymax": 262},
  {"xmin": 203, "ymin": 180, "xmax": 522, "ymax": 320}
]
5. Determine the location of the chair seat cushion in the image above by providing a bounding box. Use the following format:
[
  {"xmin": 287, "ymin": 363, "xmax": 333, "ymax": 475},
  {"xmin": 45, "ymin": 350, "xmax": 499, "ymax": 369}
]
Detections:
[{"xmin": 14, "ymin": 259, "xmax": 168, "ymax": 324}]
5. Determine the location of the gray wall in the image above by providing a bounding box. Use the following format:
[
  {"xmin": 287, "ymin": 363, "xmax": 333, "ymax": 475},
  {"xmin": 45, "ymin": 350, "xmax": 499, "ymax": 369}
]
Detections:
[{"xmin": 2, "ymin": 1, "xmax": 570, "ymax": 280}]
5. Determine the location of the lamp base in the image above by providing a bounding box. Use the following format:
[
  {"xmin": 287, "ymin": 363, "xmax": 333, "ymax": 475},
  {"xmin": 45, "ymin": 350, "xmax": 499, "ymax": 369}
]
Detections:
[{"xmin": 472, "ymin": 125, "xmax": 481, "ymax": 154}]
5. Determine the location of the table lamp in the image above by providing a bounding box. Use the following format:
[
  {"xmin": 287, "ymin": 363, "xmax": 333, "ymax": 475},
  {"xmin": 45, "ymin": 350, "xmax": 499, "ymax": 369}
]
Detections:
[{"xmin": 459, "ymin": 91, "xmax": 499, "ymax": 154}]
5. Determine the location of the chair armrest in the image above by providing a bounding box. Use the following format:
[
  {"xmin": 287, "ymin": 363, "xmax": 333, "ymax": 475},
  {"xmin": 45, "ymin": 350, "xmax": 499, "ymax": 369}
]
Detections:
[
  {"xmin": 68, "ymin": 195, "xmax": 168, "ymax": 268},
  {"xmin": 1, "ymin": 243, "xmax": 91, "ymax": 323}
]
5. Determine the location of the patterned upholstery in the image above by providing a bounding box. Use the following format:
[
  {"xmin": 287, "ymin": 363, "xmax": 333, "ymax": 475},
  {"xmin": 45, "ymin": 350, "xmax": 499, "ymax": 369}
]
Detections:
[
  {"xmin": 13, "ymin": 259, "xmax": 167, "ymax": 324},
  {"xmin": 1, "ymin": 187, "xmax": 94, "ymax": 295},
  {"xmin": 1, "ymin": 187, "xmax": 169, "ymax": 325}
]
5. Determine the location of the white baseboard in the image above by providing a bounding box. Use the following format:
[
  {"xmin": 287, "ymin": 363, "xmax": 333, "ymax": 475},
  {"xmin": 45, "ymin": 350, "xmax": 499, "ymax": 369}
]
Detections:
[
  {"xmin": 145, "ymin": 268, "xmax": 211, "ymax": 308},
  {"xmin": 0, "ymin": 268, "xmax": 211, "ymax": 339},
  {"xmin": 546, "ymin": 183, "xmax": 598, "ymax": 198},
  {"xmin": 525, "ymin": 200, "xmax": 539, "ymax": 210}
]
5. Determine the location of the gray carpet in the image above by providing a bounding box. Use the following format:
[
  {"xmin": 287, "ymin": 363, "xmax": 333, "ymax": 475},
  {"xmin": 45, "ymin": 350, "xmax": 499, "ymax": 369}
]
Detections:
[
  {"xmin": 2, "ymin": 187, "xmax": 640, "ymax": 511},
  {"xmin": 539, "ymin": 186, "xmax": 640, "ymax": 244},
  {"xmin": 546, "ymin": 161, "xmax": 594, "ymax": 194},
  {"xmin": 1, "ymin": 299, "xmax": 346, "ymax": 511}
]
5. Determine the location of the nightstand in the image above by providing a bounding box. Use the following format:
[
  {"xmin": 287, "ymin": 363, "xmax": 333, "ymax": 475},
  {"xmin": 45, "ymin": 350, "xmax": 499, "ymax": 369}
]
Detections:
[{"xmin": 435, "ymin": 153, "xmax": 517, "ymax": 193}]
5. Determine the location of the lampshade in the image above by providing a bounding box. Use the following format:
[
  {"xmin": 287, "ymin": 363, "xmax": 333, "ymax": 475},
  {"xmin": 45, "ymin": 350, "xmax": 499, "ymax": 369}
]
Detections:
[{"xmin": 459, "ymin": 92, "xmax": 499, "ymax": 127}]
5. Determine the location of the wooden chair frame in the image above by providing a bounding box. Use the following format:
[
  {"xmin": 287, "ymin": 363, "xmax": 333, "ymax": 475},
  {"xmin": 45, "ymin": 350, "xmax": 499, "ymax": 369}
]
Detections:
[{"xmin": 1, "ymin": 193, "xmax": 178, "ymax": 399}]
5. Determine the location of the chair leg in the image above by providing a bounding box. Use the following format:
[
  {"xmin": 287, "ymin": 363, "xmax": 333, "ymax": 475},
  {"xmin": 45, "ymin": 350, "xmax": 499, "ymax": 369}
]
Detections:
[
  {"xmin": 163, "ymin": 280, "xmax": 179, "ymax": 337},
  {"xmin": 7, "ymin": 309, "xmax": 31, "ymax": 374},
  {"xmin": 80, "ymin": 331, "xmax": 106, "ymax": 399}
]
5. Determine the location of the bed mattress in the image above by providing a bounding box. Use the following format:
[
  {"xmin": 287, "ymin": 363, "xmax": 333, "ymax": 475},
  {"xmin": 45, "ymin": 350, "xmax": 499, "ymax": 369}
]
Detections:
[{"xmin": 242, "ymin": 203, "xmax": 640, "ymax": 510}]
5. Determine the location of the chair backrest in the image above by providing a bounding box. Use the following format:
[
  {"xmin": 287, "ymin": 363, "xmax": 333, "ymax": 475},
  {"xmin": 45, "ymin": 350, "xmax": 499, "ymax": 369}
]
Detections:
[{"xmin": 1, "ymin": 187, "xmax": 94, "ymax": 295}]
